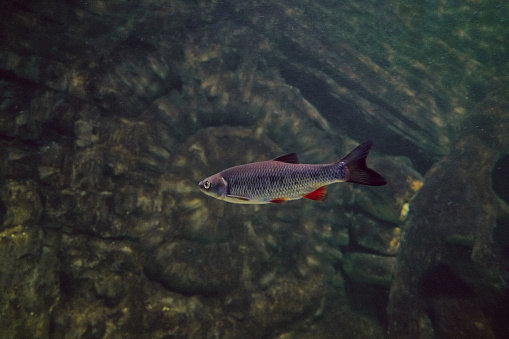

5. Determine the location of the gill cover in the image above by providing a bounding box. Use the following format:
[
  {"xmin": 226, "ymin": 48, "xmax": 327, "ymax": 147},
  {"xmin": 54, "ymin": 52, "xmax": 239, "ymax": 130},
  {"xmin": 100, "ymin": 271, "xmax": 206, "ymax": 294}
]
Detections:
[{"xmin": 200, "ymin": 173, "xmax": 228, "ymax": 198}]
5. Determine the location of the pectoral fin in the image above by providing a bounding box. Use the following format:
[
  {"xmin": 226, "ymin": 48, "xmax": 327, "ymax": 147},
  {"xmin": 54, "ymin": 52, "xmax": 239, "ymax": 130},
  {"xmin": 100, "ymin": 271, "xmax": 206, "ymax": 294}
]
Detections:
[{"xmin": 226, "ymin": 194, "xmax": 250, "ymax": 201}]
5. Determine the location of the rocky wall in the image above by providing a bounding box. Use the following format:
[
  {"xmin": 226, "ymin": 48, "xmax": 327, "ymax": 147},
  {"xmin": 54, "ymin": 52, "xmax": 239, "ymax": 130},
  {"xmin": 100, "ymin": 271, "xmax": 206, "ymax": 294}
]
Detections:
[{"xmin": 1, "ymin": 0, "xmax": 508, "ymax": 338}]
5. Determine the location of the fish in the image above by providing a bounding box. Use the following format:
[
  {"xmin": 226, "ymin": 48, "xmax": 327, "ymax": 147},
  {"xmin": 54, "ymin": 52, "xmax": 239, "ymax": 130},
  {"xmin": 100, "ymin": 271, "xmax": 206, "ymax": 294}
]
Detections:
[{"xmin": 198, "ymin": 140, "xmax": 386, "ymax": 204}]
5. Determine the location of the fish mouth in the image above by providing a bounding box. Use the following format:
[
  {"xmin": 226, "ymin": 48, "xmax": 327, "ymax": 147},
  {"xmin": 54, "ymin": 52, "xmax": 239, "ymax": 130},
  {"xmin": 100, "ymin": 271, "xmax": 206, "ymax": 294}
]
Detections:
[{"xmin": 198, "ymin": 181, "xmax": 204, "ymax": 190}]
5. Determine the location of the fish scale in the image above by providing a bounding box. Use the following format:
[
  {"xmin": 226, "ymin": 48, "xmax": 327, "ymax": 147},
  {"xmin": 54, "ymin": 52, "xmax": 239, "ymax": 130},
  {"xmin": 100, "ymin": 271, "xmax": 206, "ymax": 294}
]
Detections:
[
  {"xmin": 222, "ymin": 162, "xmax": 340, "ymax": 202},
  {"xmin": 198, "ymin": 141, "xmax": 386, "ymax": 204}
]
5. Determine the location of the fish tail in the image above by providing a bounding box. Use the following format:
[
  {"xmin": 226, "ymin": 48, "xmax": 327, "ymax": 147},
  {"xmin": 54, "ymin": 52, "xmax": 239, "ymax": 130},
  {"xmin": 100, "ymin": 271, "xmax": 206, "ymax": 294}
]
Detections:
[{"xmin": 337, "ymin": 141, "xmax": 387, "ymax": 186}]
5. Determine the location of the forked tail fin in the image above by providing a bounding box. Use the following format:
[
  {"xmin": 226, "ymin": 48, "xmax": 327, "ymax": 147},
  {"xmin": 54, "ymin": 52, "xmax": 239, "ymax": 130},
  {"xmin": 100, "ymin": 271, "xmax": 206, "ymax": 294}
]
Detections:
[{"xmin": 338, "ymin": 141, "xmax": 387, "ymax": 186}]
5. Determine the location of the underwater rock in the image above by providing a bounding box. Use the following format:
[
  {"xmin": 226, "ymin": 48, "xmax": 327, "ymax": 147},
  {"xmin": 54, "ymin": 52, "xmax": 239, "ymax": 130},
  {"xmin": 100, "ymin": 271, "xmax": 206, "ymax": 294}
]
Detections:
[
  {"xmin": 0, "ymin": 78, "xmax": 60, "ymax": 142},
  {"xmin": 0, "ymin": 226, "xmax": 43, "ymax": 285},
  {"xmin": 353, "ymin": 155, "xmax": 423, "ymax": 224},
  {"xmin": 59, "ymin": 233, "xmax": 143, "ymax": 287},
  {"xmin": 425, "ymin": 295, "xmax": 495, "ymax": 339},
  {"xmin": 351, "ymin": 214, "xmax": 402, "ymax": 256},
  {"xmin": 249, "ymin": 275, "xmax": 327, "ymax": 328},
  {"xmin": 61, "ymin": 111, "xmax": 177, "ymax": 240},
  {"xmin": 286, "ymin": 304, "xmax": 387, "ymax": 339},
  {"xmin": 38, "ymin": 142, "xmax": 68, "ymax": 187},
  {"xmin": 1, "ymin": 0, "xmax": 508, "ymax": 337},
  {"xmin": 245, "ymin": 1, "xmax": 509, "ymax": 165},
  {"xmin": 74, "ymin": 119, "xmax": 100, "ymax": 148},
  {"xmin": 182, "ymin": 22, "xmax": 340, "ymax": 163},
  {"xmin": 387, "ymin": 132, "xmax": 509, "ymax": 338},
  {"xmin": 342, "ymin": 252, "xmax": 396, "ymax": 287},
  {"xmin": 144, "ymin": 240, "xmax": 241, "ymax": 296},
  {"xmin": 51, "ymin": 234, "xmax": 148, "ymax": 337},
  {"xmin": 0, "ymin": 225, "xmax": 60, "ymax": 339},
  {"xmin": 1, "ymin": 180, "xmax": 42, "ymax": 229},
  {"xmin": 1, "ymin": 147, "xmax": 38, "ymax": 181},
  {"xmin": 85, "ymin": 42, "xmax": 182, "ymax": 116},
  {"xmin": 52, "ymin": 234, "xmax": 145, "ymax": 336},
  {"xmin": 246, "ymin": 2, "xmax": 460, "ymax": 159},
  {"xmin": 139, "ymin": 286, "xmax": 263, "ymax": 339}
]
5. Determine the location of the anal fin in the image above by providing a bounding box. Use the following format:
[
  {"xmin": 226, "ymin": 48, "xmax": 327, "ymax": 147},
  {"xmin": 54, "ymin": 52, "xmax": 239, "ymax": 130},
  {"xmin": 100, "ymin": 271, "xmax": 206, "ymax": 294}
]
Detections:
[
  {"xmin": 303, "ymin": 186, "xmax": 327, "ymax": 202},
  {"xmin": 270, "ymin": 198, "xmax": 289, "ymax": 203}
]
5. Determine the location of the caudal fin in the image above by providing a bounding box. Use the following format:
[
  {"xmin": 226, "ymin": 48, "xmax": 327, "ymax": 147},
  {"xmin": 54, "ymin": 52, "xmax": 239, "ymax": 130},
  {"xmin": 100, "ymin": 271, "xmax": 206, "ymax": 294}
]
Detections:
[{"xmin": 339, "ymin": 141, "xmax": 387, "ymax": 186}]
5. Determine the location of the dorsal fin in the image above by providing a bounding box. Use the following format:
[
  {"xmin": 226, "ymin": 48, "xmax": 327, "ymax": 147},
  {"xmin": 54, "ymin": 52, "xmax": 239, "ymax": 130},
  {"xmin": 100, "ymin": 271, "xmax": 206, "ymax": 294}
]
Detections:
[{"xmin": 272, "ymin": 153, "xmax": 300, "ymax": 164}]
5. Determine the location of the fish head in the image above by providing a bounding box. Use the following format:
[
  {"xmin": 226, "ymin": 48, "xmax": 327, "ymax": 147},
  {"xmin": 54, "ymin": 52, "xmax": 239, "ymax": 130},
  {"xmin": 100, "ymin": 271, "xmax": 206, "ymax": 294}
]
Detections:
[{"xmin": 198, "ymin": 173, "xmax": 228, "ymax": 200}]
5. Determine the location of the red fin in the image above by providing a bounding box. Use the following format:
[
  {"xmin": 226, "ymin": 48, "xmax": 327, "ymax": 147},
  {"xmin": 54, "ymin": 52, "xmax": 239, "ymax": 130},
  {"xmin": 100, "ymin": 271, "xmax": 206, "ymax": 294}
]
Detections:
[
  {"xmin": 303, "ymin": 186, "xmax": 327, "ymax": 201},
  {"xmin": 270, "ymin": 198, "xmax": 288, "ymax": 203}
]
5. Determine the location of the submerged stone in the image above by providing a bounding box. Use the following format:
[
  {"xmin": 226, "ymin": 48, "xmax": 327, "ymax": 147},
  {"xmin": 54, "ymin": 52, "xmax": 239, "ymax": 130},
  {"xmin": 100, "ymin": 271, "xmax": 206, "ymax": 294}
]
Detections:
[
  {"xmin": 249, "ymin": 275, "xmax": 327, "ymax": 328},
  {"xmin": 0, "ymin": 225, "xmax": 59, "ymax": 338},
  {"xmin": 388, "ymin": 132, "xmax": 509, "ymax": 338},
  {"xmin": 353, "ymin": 155, "xmax": 423, "ymax": 224},
  {"xmin": 1, "ymin": 0, "xmax": 508, "ymax": 337},
  {"xmin": 351, "ymin": 214, "xmax": 402, "ymax": 256},
  {"xmin": 342, "ymin": 252, "xmax": 396, "ymax": 287},
  {"xmin": 1, "ymin": 180, "xmax": 42, "ymax": 229},
  {"xmin": 144, "ymin": 241, "xmax": 241, "ymax": 296}
]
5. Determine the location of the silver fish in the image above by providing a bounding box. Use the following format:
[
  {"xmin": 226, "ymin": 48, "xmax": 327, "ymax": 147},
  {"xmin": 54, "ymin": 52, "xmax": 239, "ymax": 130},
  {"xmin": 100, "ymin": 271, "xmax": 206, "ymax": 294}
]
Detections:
[{"xmin": 198, "ymin": 141, "xmax": 386, "ymax": 204}]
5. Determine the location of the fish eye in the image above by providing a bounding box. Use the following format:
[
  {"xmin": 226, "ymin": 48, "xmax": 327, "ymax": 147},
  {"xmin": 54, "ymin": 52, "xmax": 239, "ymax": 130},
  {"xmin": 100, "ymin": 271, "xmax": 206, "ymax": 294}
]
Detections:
[{"xmin": 204, "ymin": 181, "xmax": 210, "ymax": 189}]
